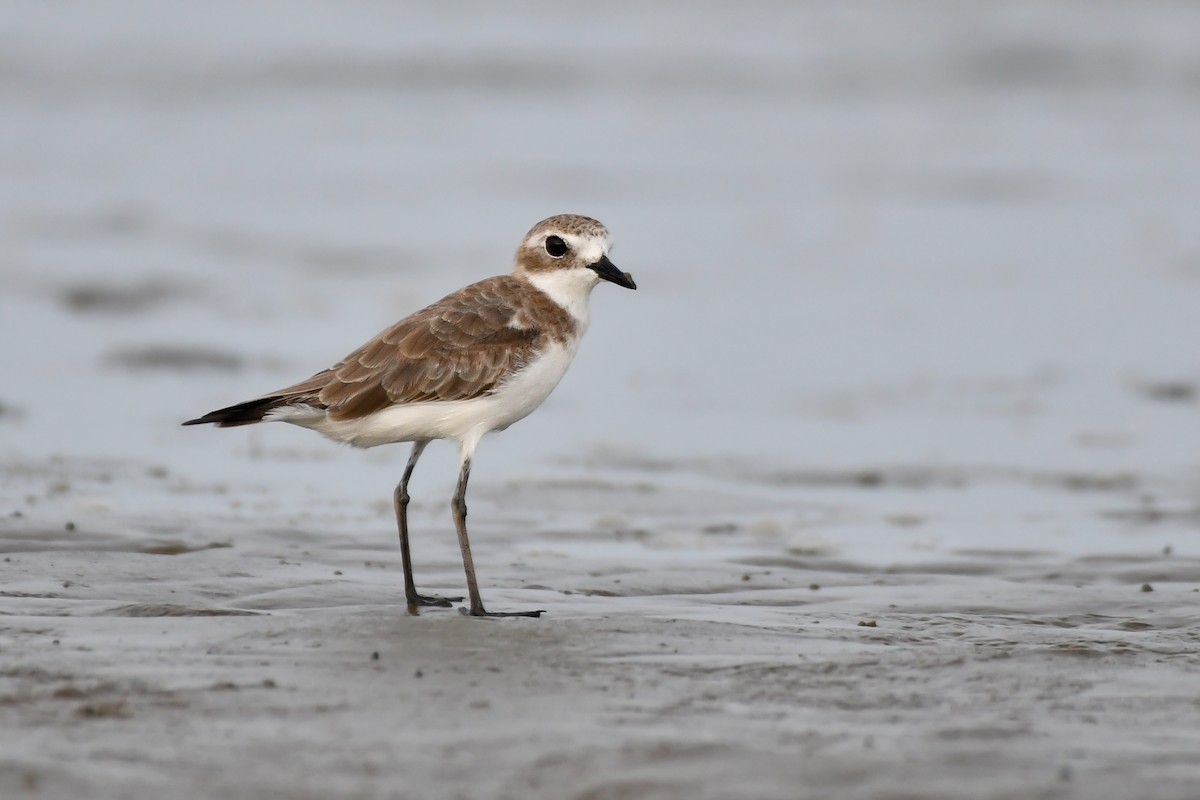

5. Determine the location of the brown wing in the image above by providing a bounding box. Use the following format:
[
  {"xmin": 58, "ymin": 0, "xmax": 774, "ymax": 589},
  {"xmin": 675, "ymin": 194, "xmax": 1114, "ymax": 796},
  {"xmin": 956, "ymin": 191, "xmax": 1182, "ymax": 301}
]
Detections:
[{"xmin": 271, "ymin": 276, "xmax": 565, "ymax": 422}]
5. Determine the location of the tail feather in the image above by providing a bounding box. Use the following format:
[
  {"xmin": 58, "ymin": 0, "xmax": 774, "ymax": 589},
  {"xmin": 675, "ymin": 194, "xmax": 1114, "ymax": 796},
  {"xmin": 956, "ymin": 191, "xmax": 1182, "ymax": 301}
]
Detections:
[{"xmin": 183, "ymin": 396, "xmax": 288, "ymax": 428}]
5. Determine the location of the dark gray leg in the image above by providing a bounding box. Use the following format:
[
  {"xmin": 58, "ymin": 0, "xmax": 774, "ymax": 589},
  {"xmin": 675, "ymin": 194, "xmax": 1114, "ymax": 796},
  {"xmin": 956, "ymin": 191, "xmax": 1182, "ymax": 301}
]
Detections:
[
  {"xmin": 451, "ymin": 456, "xmax": 543, "ymax": 619},
  {"xmin": 394, "ymin": 440, "xmax": 462, "ymax": 614}
]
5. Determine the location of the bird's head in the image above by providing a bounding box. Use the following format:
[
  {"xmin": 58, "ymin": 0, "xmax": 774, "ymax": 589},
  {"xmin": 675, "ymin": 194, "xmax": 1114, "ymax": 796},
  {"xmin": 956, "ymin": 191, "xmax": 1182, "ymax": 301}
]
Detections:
[{"xmin": 514, "ymin": 214, "xmax": 636, "ymax": 292}]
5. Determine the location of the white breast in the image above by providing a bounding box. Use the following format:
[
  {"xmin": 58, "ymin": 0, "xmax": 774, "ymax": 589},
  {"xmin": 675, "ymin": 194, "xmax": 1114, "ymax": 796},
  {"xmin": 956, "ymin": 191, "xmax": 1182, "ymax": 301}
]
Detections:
[{"xmin": 484, "ymin": 337, "xmax": 580, "ymax": 431}]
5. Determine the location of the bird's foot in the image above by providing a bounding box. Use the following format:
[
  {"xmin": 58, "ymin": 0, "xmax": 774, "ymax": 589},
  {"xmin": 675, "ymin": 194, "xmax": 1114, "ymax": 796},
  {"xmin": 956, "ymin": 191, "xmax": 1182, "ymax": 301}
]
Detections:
[
  {"xmin": 406, "ymin": 593, "xmax": 464, "ymax": 614},
  {"xmin": 458, "ymin": 606, "xmax": 544, "ymax": 619}
]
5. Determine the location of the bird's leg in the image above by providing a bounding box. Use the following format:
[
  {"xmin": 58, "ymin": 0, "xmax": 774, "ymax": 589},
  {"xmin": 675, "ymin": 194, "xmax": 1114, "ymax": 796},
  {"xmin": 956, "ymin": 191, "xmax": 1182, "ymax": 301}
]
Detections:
[
  {"xmin": 394, "ymin": 440, "xmax": 462, "ymax": 614},
  {"xmin": 451, "ymin": 455, "xmax": 544, "ymax": 619}
]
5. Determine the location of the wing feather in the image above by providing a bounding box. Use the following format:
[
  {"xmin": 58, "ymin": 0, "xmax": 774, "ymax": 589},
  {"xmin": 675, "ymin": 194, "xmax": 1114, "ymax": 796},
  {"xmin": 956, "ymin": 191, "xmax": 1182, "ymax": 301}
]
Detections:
[{"xmin": 264, "ymin": 276, "xmax": 573, "ymax": 422}]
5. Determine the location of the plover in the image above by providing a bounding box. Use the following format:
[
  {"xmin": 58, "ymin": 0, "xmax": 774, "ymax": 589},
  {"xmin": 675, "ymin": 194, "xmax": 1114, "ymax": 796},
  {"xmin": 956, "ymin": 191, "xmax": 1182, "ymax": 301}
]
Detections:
[{"xmin": 184, "ymin": 214, "xmax": 636, "ymax": 618}]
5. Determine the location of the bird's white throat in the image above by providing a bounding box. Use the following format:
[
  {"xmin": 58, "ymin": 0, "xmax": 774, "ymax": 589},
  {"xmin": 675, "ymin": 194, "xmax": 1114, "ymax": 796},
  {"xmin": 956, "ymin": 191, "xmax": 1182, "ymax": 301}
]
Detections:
[{"xmin": 524, "ymin": 267, "xmax": 599, "ymax": 331}]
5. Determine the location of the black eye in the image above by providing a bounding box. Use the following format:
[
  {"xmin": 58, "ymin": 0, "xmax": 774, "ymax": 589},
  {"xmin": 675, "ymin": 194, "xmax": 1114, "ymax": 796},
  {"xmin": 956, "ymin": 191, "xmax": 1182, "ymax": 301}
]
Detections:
[{"xmin": 544, "ymin": 236, "xmax": 568, "ymax": 257}]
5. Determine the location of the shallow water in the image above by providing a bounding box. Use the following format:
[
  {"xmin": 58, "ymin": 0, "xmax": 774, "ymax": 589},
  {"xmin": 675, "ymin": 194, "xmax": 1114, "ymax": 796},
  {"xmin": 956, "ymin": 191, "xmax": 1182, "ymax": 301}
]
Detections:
[{"xmin": 2, "ymin": 2, "xmax": 1200, "ymax": 799}]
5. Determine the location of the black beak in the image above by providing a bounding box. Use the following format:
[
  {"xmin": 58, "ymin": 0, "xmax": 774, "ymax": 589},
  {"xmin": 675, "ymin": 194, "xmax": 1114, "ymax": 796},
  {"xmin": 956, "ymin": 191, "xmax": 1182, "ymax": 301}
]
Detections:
[{"xmin": 588, "ymin": 254, "xmax": 637, "ymax": 290}]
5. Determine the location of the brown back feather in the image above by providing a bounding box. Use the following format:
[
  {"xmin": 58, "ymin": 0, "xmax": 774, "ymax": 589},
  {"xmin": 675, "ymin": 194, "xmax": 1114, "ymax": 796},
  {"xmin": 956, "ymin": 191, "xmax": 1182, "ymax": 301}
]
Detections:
[{"xmin": 268, "ymin": 276, "xmax": 575, "ymax": 422}]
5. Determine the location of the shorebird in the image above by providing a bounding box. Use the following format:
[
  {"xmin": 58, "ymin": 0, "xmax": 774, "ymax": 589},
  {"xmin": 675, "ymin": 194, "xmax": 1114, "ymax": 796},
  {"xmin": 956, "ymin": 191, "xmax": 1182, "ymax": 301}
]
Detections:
[{"xmin": 184, "ymin": 214, "xmax": 636, "ymax": 618}]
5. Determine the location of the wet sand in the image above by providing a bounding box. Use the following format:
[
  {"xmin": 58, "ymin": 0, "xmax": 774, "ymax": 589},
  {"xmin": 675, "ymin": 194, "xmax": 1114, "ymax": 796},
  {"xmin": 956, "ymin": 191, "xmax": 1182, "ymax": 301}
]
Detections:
[
  {"xmin": 3, "ymin": 2, "xmax": 1200, "ymax": 798},
  {"xmin": 3, "ymin": 457, "xmax": 1199, "ymax": 799}
]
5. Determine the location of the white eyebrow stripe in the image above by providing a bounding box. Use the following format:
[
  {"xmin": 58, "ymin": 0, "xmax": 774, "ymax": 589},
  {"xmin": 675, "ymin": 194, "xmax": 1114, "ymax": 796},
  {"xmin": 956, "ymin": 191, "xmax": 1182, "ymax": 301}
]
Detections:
[{"xmin": 560, "ymin": 233, "xmax": 608, "ymax": 264}]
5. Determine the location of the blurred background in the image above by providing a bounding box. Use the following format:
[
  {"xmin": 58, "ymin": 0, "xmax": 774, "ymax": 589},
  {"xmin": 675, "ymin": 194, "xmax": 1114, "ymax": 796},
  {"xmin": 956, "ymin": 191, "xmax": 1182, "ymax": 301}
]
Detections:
[
  {"xmin": 2, "ymin": 1, "xmax": 1198, "ymax": 544},
  {"xmin": 3, "ymin": 6, "xmax": 1200, "ymax": 797}
]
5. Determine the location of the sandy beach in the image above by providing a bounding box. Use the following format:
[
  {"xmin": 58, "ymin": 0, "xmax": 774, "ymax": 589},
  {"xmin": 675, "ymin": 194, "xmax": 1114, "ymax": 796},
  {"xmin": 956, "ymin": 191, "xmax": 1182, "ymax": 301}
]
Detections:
[{"xmin": 3, "ymin": 2, "xmax": 1200, "ymax": 798}]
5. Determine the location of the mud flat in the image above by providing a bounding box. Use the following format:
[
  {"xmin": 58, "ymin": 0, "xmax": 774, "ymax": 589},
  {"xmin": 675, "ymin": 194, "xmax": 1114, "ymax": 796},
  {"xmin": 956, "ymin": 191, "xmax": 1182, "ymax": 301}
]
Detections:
[
  {"xmin": 4, "ymin": 1, "xmax": 1200, "ymax": 798},
  {"xmin": 2, "ymin": 452, "xmax": 1199, "ymax": 800}
]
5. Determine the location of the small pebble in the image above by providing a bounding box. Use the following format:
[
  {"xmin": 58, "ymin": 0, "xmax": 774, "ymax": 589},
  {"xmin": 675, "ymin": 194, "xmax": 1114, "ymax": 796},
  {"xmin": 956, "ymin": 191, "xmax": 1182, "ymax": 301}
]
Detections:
[
  {"xmin": 370, "ymin": 651, "xmax": 380, "ymax": 661},
  {"xmin": 1140, "ymin": 583, "xmax": 1153, "ymax": 593},
  {"xmin": 808, "ymin": 583, "xmax": 820, "ymax": 591},
  {"xmin": 858, "ymin": 619, "xmax": 877, "ymax": 627},
  {"xmin": 64, "ymin": 521, "xmax": 76, "ymax": 531}
]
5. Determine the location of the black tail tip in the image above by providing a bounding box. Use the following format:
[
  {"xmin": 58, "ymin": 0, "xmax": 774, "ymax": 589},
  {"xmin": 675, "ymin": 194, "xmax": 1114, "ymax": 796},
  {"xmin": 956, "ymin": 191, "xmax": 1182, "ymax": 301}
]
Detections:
[{"xmin": 182, "ymin": 396, "xmax": 283, "ymax": 428}]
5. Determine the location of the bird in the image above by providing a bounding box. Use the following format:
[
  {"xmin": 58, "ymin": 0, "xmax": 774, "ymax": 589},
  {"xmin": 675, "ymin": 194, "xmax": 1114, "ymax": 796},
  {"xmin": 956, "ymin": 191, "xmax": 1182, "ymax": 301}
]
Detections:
[{"xmin": 184, "ymin": 214, "xmax": 636, "ymax": 618}]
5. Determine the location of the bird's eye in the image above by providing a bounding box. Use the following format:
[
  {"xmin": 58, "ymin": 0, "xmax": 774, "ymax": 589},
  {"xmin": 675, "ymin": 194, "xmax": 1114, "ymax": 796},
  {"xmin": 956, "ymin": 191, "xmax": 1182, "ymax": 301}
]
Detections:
[{"xmin": 544, "ymin": 236, "xmax": 568, "ymax": 258}]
